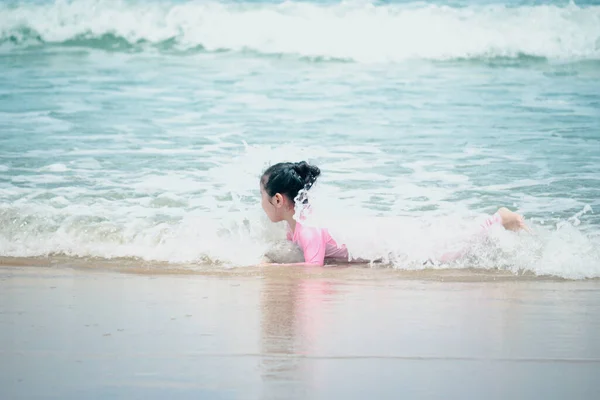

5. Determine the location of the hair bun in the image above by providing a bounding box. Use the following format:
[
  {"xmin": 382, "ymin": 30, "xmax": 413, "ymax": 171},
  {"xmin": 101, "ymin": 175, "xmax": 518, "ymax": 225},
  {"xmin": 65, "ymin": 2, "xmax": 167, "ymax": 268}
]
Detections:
[{"xmin": 293, "ymin": 161, "xmax": 321, "ymax": 189}]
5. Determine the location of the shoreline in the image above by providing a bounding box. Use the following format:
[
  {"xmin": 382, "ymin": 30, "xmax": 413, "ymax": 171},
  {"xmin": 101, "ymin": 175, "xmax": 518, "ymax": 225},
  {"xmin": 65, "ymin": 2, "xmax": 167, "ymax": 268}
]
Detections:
[{"xmin": 0, "ymin": 256, "xmax": 587, "ymax": 282}]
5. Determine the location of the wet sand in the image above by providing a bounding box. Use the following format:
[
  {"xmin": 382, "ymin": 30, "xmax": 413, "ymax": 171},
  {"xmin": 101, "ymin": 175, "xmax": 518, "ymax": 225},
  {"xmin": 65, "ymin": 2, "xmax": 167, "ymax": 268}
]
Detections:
[{"xmin": 1, "ymin": 265, "xmax": 599, "ymax": 399}]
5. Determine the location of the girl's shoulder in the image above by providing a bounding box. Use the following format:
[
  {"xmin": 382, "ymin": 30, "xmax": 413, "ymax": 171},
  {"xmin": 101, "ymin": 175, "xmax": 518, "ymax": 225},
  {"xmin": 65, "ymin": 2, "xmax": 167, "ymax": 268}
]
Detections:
[{"xmin": 293, "ymin": 221, "xmax": 327, "ymax": 242}]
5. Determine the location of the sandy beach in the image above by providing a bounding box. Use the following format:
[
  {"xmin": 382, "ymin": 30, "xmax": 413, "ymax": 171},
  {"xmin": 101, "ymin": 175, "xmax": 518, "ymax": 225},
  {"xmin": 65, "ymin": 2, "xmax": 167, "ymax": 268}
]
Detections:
[{"xmin": 1, "ymin": 264, "xmax": 599, "ymax": 399}]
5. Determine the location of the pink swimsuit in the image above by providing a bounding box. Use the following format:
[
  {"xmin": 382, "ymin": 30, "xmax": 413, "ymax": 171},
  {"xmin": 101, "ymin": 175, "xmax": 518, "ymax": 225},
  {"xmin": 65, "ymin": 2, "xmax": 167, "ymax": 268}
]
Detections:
[
  {"xmin": 480, "ymin": 212, "xmax": 503, "ymax": 231},
  {"xmin": 438, "ymin": 212, "xmax": 504, "ymax": 263},
  {"xmin": 287, "ymin": 222, "xmax": 349, "ymax": 266},
  {"xmin": 288, "ymin": 213, "xmax": 503, "ymax": 266}
]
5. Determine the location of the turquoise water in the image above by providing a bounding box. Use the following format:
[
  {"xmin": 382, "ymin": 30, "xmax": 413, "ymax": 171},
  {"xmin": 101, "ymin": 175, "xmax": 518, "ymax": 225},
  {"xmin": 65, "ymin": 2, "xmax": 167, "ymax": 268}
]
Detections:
[{"xmin": 1, "ymin": 0, "xmax": 599, "ymax": 278}]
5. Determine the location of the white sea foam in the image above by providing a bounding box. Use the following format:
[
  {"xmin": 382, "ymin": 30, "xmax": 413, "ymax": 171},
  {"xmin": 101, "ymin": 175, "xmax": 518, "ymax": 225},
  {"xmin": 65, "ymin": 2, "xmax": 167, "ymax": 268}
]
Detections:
[
  {"xmin": 1, "ymin": 142, "xmax": 598, "ymax": 279},
  {"xmin": 1, "ymin": 1, "xmax": 599, "ymax": 62}
]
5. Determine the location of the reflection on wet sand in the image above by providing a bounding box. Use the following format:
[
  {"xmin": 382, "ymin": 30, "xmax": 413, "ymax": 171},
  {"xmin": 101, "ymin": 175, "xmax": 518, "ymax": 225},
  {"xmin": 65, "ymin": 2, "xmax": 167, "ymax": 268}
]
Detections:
[{"xmin": 259, "ymin": 267, "xmax": 337, "ymax": 391}]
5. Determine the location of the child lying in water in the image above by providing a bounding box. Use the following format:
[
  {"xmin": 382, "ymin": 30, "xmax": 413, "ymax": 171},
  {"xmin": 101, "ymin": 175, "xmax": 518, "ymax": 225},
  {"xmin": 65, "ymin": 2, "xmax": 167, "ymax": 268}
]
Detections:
[{"xmin": 260, "ymin": 161, "xmax": 528, "ymax": 267}]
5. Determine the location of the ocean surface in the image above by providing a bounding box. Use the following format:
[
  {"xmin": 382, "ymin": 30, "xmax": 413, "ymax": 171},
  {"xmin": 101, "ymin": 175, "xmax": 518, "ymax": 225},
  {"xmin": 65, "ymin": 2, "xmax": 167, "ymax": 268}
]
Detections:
[{"xmin": 0, "ymin": 0, "xmax": 599, "ymax": 279}]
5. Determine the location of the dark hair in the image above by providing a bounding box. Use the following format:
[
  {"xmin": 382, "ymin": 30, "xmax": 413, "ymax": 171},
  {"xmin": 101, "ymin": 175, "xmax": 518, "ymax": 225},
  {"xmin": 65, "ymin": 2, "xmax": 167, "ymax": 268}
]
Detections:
[{"xmin": 261, "ymin": 161, "xmax": 321, "ymax": 201}]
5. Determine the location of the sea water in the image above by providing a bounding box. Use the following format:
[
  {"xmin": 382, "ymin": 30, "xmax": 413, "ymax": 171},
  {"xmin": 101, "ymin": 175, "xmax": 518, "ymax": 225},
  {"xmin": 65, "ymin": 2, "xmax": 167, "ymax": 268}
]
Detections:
[{"xmin": 0, "ymin": 0, "xmax": 599, "ymax": 278}]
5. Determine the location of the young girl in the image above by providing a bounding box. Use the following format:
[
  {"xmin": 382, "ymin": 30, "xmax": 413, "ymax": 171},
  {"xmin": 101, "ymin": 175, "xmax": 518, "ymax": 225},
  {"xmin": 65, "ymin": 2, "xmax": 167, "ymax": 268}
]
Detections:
[{"xmin": 260, "ymin": 161, "xmax": 528, "ymax": 267}]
